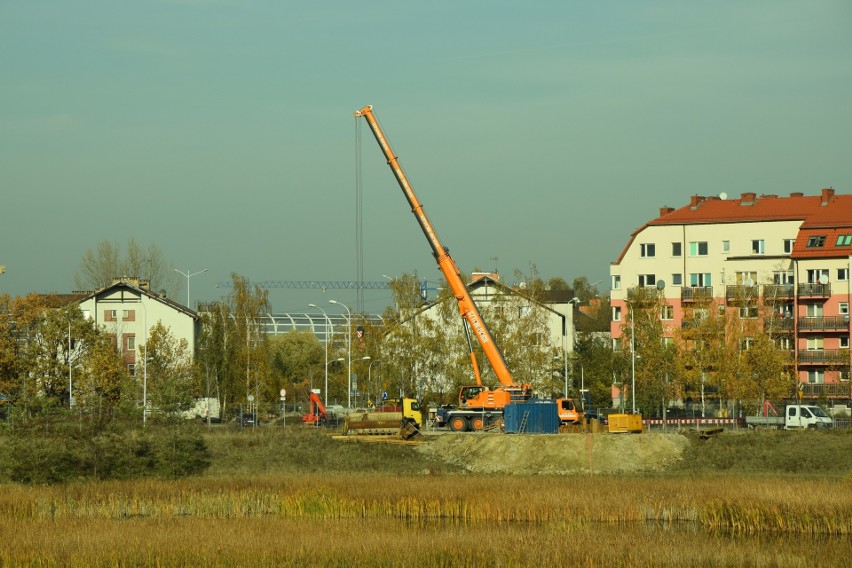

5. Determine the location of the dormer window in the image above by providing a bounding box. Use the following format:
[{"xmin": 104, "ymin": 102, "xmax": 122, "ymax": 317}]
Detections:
[
  {"xmin": 806, "ymin": 236, "xmax": 826, "ymax": 247},
  {"xmin": 836, "ymin": 235, "xmax": 852, "ymax": 247}
]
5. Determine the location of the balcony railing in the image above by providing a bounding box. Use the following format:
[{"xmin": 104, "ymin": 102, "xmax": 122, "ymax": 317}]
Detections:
[
  {"xmin": 798, "ymin": 316, "xmax": 851, "ymax": 332},
  {"xmin": 725, "ymin": 285, "xmax": 760, "ymax": 304},
  {"xmin": 762, "ymin": 284, "xmax": 795, "ymax": 301},
  {"xmin": 681, "ymin": 286, "xmax": 713, "ymax": 303},
  {"xmin": 798, "ymin": 283, "xmax": 831, "ymax": 298},
  {"xmin": 797, "ymin": 349, "xmax": 851, "ymax": 365},
  {"xmin": 626, "ymin": 287, "xmax": 660, "ymax": 305},
  {"xmin": 799, "ymin": 381, "xmax": 852, "ymax": 399},
  {"xmin": 764, "ymin": 317, "xmax": 794, "ymax": 333}
]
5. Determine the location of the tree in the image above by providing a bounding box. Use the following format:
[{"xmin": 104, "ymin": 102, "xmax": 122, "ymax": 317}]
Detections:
[
  {"xmin": 74, "ymin": 238, "xmax": 180, "ymax": 297},
  {"xmin": 144, "ymin": 322, "xmax": 195, "ymax": 417}
]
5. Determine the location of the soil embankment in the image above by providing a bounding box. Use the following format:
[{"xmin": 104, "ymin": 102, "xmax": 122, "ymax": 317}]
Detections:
[{"xmin": 416, "ymin": 432, "xmax": 689, "ymax": 475}]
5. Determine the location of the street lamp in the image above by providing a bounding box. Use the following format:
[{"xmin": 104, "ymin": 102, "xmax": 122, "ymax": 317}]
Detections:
[
  {"xmin": 624, "ymin": 299, "xmax": 636, "ymax": 414},
  {"xmin": 309, "ymin": 303, "xmax": 333, "ymax": 407},
  {"xmin": 174, "ymin": 268, "xmax": 208, "ymax": 309},
  {"xmin": 358, "ymin": 356, "xmax": 371, "ymax": 408},
  {"xmin": 327, "ymin": 357, "xmax": 345, "ymax": 403},
  {"xmin": 329, "ymin": 300, "xmax": 352, "ymax": 408},
  {"xmin": 368, "ymin": 359, "xmax": 381, "ymax": 408}
]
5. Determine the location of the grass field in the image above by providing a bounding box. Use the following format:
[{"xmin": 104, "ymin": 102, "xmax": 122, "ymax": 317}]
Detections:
[{"xmin": 0, "ymin": 426, "xmax": 849, "ymax": 567}]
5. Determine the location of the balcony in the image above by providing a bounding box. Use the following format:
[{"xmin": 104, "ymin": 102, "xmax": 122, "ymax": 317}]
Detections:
[
  {"xmin": 797, "ymin": 349, "xmax": 851, "ymax": 365},
  {"xmin": 764, "ymin": 317, "xmax": 794, "ymax": 333},
  {"xmin": 798, "ymin": 283, "xmax": 831, "ymax": 298},
  {"xmin": 726, "ymin": 285, "xmax": 760, "ymax": 305},
  {"xmin": 681, "ymin": 286, "xmax": 713, "ymax": 303},
  {"xmin": 626, "ymin": 287, "xmax": 660, "ymax": 306},
  {"xmin": 798, "ymin": 316, "xmax": 851, "ymax": 333},
  {"xmin": 763, "ymin": 284, "xmax": 794, "ymax": 301},
  {"xmin": 799, "ymin": 380, "xmax": 852, "ymax": 399}
]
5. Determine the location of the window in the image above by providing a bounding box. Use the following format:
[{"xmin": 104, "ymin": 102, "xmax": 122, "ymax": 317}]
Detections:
[
  {"xmin": 638, "ymin": 274, "xmax": 656, "ymax": 287},
  {"xmin": 104, "ymin": 310, "xmax": 117, "ymax": 322},
  {"xmin": 661, "ymin": 337, "xmax": 674, "ymax": 348},
  {"xmin": 672, "ymin": 273, "xmax": 682, "ymax": 286},
  {"xmin": 612, "ymin": 275, "xmax": 621, "ymax": 290},
  {"xmin": 751, "ymin": 239, "xmax": 765, "ymax": 254},
  {"xmin": 612, "ymin": 338, "xmax": 622, "ymax": 352},
  {"xmin": 126, "ymin": 335, "xmax": 136, "ymax": 351},
  {"xmin": 518, "ymin": 306, "xmax": 532, "ymax": 318},
  {"xmin": 806, "ymin": 304, "xmax": 824, "ymax": 317},
  {"xmin": 640, "ymin": 243, "xmax": 656, "ymax": 258},
  {"xmin": 836, "ymin": 235, "xmax": 852, "ymax": 246},
  {"xmin": 690, "ymin": 273, "xmax": 711, "ymax": 286},
  {"xmin": 807, "ymin": 370, "xmax": 825, "ymax": 384},
  {"xmin": 774, "ymin": 271, "xmax": 794, "ymax": 285},
  {"xmin": 123, "ymin": 309, "xmax": 135, "ymax": 322},
  {"xmin": 775, "ymin": 337, "xmax": 793, "ymax": 350},
  {"xmin": 739, "ymin": 306, "xmax": 758, "ymax": 319},
  {"xmin": 722, "ymin": 240, "xmax": 730, "ymax": 254},
  {"xmin": 736, "ymin": 271, "xmax": 757, "ymax": 285},
  {"xmin": 806, "ymin": 235, "xmax": 826, "ymax": 247},
  {"xmin": 839, "ymin": 303, "xmax": 849, "ymax": 317},
  {"xmin": 783, "ymin": 239, "xmax": 795, "ymax": 254},
  {"xmin": 128, "ymin": 364, "xmax": 136, "ymax": 376},
  {"xmin": 807, "ymin": 269, "xmax": 829, "ymax": 284},
  {"xmin": 840, "ymin": 336, "xmax": 850, "ymax": 349},
  {"xmin": 671, "ymin": 242, "xmax": 682, "ymax": 257},
  {"xmin": 661, "ymin": 305, "xmax": 674, "ymax": 320},
  {"xmin": 740, "ymin": 337, "xmax": 755, "ymax": 351},
  {"xmin": 806, "ymin": 337, "xmax": 824, "ymax": 350},
  {"xmin": 613, "ymin": 306, "xmax": 622, "ymax": 322},
  {"xmin": 689, "ymin": 241, "xmax": 708, "ymax": 256},
  {"xmin": 839, "ymin": 268, "xmax": 849, "ymax": 282}
]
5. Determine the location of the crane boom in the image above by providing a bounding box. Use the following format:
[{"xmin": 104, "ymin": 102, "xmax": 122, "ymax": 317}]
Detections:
[{"xmin": 354, "ymin": 105, "xmax": 522, "ymax": 391}]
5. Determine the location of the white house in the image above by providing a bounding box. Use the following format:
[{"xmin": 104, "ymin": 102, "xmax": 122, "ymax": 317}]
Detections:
[{"xmin": 77, "ymin": 278, "xmax": 199, "ymax": 376}]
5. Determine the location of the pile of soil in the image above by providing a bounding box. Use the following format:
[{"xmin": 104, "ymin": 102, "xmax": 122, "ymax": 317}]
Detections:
[{"xmin": 416, "ymin": 432, "xmax": 689, "ymax": 475}]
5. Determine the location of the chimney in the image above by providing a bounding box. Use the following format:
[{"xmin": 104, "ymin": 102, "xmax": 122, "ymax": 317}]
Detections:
[
  {"xmin": 659, "ymin": 206, "xmax": 675, "ymax": 216},
  {"xmin": 789, "ymin": 192, "xmax": 804, "ymax": 197},
  {"xmin": 821, "ymin": 187, "xmax": 835, "ymax": 204},
  {"xmin": 740, "ymin": 192, "xmax": 756, "ymax": 205},
  {"xmin": 689, "ymin": 195, "xmax": 705, "ymax": 208}
]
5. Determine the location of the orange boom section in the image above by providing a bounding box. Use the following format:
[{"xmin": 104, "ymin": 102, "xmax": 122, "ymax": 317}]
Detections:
[{"xmin": 354, "ymin": 105, "xmax": 530, "ymax": 411}]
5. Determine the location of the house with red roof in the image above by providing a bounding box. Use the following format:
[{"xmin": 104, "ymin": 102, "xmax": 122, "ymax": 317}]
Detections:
[{"xmin": 610, "ymin": 188, "xmax": 851, "ymax": 400}]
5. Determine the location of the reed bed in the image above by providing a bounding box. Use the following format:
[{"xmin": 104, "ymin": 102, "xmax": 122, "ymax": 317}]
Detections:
[{"xmin": 2, "ymin": 473, "xmax": 849, "ymax": 533}]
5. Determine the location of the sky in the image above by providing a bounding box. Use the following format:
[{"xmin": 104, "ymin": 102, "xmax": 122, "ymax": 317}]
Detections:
[{"xmin": 2, "ymin": 0, "xmax": 851, "ymax": 315}]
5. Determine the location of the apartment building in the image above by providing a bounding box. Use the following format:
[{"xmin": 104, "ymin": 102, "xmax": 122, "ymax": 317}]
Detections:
[{"xmin": 610, "ymin": 188, "xmax": 852, "ymax": 395}]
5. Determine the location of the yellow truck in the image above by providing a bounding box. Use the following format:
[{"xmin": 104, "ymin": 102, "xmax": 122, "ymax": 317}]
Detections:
[{"xmin": 344, "ymin": 398, "xmax": 424, "ymax": 439}]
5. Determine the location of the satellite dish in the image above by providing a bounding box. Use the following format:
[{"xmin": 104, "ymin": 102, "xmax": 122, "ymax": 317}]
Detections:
[
  {"xmin": 818, "ymin": 274, "xmax": 829, "ymax": 285},
  {"xmin": 656, "ymin": 280, "xmax": 666, "ymax": 290},
  {"xmin": 719, "ymin": 192, "xmax": 728, "ymax": 200}
]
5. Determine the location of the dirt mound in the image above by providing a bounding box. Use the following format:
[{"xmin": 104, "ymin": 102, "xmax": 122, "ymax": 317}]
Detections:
[{"xmin": 416, "ymin": 432, "xmax": 689, "ymax": 475}]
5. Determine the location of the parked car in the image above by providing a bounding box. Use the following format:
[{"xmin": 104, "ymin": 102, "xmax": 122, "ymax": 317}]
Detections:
[{"xmin": 240, "ymin": 412, "xmax": 257, "ymax": 427}]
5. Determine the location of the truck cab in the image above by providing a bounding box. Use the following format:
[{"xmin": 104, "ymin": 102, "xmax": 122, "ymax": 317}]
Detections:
[{"xmin": 786, "ymin": 405, "xmax": 833, "ymax": 429}]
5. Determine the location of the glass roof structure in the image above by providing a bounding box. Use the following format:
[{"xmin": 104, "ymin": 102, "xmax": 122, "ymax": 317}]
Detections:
[{"xmin": 258, "ymin": 313, "xmax": 385, "ymax": 343}]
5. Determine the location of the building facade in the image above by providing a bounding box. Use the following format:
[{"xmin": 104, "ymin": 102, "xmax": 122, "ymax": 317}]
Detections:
[
  {"xmin": 77, "ymin": 278, "xmax": 199, "ymax": 376},
  {"xmin": 610, "ymin": 188, "xmax": 851, "ymax": 397}
]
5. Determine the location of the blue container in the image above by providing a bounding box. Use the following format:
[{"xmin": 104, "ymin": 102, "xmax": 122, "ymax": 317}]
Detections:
[{"xmin": 504, "ymin": 401, "xmax": 560, "ymax": 434}]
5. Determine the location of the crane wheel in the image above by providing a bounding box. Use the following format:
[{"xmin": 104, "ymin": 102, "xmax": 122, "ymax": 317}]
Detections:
[
  {"xmin": 449, "ymin": 416, "xmax": 469, "ymax": 432},
  {"xmin": 470, "ymin": 417, "xmax": 485, "ymax": 431}
]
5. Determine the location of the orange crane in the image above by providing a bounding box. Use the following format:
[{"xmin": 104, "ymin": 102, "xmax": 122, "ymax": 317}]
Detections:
[
  {"xmin": 354, "ymin": 105, "xmax": 531, "ymax": 431},
  {"xmin": 301, "ymin": 390, "xmax": 329, "ymax": 426}
]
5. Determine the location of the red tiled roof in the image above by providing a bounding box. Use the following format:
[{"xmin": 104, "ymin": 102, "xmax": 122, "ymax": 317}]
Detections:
[
  {"xmin": 650, "ymin": 194, "xmax": 828, "ymax": 226},
  {"xmin": 613, "ymin": 189, "xmax": 851, "ymax": 265},
  {"xmin": 791, "ymin": 227, "xmax": 852, "ymax": 259}
]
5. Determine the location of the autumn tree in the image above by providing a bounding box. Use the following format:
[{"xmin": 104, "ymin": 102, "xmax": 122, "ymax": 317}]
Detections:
[{"xmin": 144, "ymin": 322, "xmax": 195, "ymax": 417}]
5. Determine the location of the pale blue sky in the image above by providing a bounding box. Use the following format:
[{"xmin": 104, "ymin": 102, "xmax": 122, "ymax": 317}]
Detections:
[{"xmin": 2, "ymin": 0, "xmax": 851, "ymax": 313}]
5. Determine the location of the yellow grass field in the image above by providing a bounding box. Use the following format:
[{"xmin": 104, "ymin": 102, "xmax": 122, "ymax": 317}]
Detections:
[{"xmin": 1, "ymin": 473, "xmax": 849, "ymax": 567}]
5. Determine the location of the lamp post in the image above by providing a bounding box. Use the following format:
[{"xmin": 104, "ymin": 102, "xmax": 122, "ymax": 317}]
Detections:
[
  {"xmin": 68, "ymin": 316, "xmax": 73, "ymax": 408},
  {"xmin": 174, "ymin": 268, "xmax": 208, "ymax": 309},
  {"xmin": 358, "ymin": 356, "xmax": 371, "ymax": 408},
  {"xmin": 329, "ymin": 300, "xmax": 352, "ymax": 408},
  {"xmin": 625, "ymin": 299, "xmax": 636, "ymax": 414},
  {"xmin": 368, "ymin": 359, "xmax": 381, "ymax": 408},
  {"xmin": 327, "ymin": 358, "xmax": 345, "ymax": 403},
  {"xmin": 309, "ymin": 303, "xmax": 333, "ymax": 406}
]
